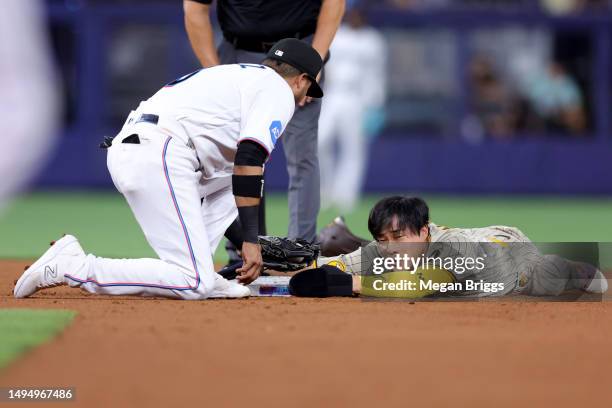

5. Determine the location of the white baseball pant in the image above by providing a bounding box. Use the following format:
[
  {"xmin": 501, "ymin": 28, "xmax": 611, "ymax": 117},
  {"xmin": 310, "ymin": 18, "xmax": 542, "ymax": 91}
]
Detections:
[{"xmin": 64, "ymin": 122, "xmax": 237, "ymax": 299}]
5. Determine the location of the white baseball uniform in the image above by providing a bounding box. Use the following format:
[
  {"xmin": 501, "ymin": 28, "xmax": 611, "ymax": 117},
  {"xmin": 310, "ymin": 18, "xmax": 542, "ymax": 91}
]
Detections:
[
  {"xmin": 64, "ymin": 64, "xmax": 295, "ymax": 299},
  {"xmin": 0, "ymin": 0, "xmax": 59, "ymax": 212},
  {"xmin": 318, "ymin": 24, "xmax": 386, "ymax": 211}
]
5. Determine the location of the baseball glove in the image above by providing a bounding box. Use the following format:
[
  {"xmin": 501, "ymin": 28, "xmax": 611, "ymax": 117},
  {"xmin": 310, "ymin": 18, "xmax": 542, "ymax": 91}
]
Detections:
[
  {"xmin": 259, "ymin": 235, "xmax": 319, "ymax": 271},
  {"xmin": 218, "ymin": 236, "xmax": 320, "ymax": 279}
]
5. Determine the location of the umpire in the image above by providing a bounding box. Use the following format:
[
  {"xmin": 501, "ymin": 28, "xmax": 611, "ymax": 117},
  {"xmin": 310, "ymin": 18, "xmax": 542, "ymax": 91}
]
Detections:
[{"xmin": 184, "ymin": 0, "xmax": 345, "ymax": 243}]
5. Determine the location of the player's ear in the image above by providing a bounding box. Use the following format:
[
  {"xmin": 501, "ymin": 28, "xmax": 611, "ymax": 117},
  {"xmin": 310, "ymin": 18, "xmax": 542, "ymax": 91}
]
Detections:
[
  {"xmin": 419, "ymin": 225, "xmax": 430, "ymax": 240},
  {"xmin": 289, "ymin": 73, "xmax": 306, "ymax": 90}
]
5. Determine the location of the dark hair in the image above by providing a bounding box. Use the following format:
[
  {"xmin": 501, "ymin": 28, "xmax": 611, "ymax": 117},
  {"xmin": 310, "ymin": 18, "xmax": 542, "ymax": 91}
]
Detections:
[
  {"xmin": 262, "ymin": 58, "xmax": 302, "ymax": 78},
  {"xmin": 367, "ymin": 196, "xmax": 430, "ymax": 238}
]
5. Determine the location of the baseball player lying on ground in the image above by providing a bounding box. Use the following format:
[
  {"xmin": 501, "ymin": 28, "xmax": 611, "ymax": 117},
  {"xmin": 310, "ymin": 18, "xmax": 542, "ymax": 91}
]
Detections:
[
  {"xmin": 14, "ymin": 38, "xmax": 324, "ymax": 300},
  {"xmin": 289, "ymin": 196, "xmax": 609, "ymax": 298}
]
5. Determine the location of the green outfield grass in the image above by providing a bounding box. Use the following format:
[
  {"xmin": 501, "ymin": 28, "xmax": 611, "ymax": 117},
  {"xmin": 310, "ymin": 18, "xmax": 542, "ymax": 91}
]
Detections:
[
  {"xmin": 0, "ymin": 309, "xmax": 75, "ymax": 369},
  {"xmin": 0, "ymin": 191, "xmax": 611, "ymax": 263}
]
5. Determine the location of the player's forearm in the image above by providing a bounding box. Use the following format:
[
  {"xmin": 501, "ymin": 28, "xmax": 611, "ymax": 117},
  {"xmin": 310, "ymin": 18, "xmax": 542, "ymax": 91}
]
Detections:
[
  {"xmin": 234, "ymin": 195, "xmax": 260, "ymax": 207},
  {"xmin": 183, "ymin": 1, "xmax": 220, "ymax": 67},
  {"xmin": 311, "ymin": 0, "xmax": 345, "ymax": 59},
  {"xmin": 233, "ymin": 165, "xmax": 263, "ymax": 243}
]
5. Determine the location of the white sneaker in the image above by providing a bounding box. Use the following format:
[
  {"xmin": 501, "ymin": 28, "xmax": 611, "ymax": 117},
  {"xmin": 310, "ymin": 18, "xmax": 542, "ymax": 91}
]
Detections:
[
  {"xmin": 585, "ymin": 270, "xmax": 609, "ymax": 294},
  {"xmin": 14, "ymin": 235, "xmax": 86, "ymax": 298},
  {"xmin": 208, "ymin": 274, "xmax": 250, "ymax": 299}
]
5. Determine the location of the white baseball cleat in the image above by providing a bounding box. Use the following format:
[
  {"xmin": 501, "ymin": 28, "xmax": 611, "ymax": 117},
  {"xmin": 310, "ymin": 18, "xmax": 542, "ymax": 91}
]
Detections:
[
  {"xmin": 14, "ymin": 235, "xmax": 86, "ymax": 298},
  {"xmin": 208, "ymin": 274, "xmax": 251, "ymax": 299},
  {"xmin": 585, "ymin": 270, "xmax": 608, "ymax": 294}
]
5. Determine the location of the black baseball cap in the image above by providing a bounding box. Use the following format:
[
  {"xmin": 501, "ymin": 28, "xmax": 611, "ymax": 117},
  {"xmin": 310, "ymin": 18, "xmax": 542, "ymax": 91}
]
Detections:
[{"xmin": 266, "ymin": 38, "xmax": 324, "ymax": 98}]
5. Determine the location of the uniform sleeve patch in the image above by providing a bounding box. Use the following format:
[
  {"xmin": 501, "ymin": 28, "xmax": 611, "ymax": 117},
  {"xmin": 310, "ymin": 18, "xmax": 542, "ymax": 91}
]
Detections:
[{"xmin": 269, "ymin": 120, "xmax": 282, "ymax": 146}]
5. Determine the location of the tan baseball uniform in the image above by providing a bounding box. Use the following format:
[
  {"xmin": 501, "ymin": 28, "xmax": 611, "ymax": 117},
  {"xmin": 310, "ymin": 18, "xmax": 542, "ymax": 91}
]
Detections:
[{"xmin": 318, "ymin": 223, "xmax": 598, "ymax": 297}]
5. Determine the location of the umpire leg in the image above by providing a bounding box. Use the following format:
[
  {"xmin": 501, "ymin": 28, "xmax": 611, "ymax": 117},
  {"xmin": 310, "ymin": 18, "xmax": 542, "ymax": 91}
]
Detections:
[{"xmin": 282, "ymin": 99, "xmax": 321, "ymax": 241}]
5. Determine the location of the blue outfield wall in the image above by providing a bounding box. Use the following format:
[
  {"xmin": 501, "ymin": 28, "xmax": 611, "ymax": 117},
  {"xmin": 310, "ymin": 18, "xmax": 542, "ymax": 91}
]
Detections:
[
  {"xmin": 35, "ymin": 130, "xmax": 612, "ymax": 194},
  {"xmin": 357, "ymin": 137, "xmax": 612, "ymax": 194}
]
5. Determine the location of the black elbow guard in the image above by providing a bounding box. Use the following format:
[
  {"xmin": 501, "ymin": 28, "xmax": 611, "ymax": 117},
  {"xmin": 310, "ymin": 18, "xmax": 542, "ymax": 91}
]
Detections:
[
  {"xmin": 235, "ymin": 140, "xmax": 268, "ymax": 166},
  {"xmin": 232, "ymin": 174, "xmax": 264, "ymax": 197}
]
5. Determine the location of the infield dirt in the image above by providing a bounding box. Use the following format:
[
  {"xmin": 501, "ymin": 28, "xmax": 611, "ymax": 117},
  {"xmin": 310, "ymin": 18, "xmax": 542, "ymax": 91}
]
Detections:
[{"xmin": 1, "ymin": 260, "xmax": 611, "ymax": 407}]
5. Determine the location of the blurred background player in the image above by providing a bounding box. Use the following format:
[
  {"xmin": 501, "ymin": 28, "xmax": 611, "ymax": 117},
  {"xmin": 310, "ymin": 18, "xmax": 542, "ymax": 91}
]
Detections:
[
  {"xmin": 0, "ymin": 0, "xmax": 59, "ymax": 213},
  {"xmin": 184, "ymin": 0, "xmax": 345, "ymax": 257},
  {"xmin": 318, "ymin": 5, "xmax": 387, "ymax": 213}
]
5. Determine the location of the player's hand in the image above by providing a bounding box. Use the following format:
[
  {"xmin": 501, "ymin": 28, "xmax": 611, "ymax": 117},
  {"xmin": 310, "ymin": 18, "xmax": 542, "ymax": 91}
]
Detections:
[{"xmin": 236, "ymin": 241, "xmax": 263, "ymax": 284}]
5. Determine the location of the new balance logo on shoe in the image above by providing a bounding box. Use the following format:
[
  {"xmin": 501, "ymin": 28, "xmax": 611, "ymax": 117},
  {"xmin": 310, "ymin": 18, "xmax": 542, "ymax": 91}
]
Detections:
[{"xmin": 45, "ymin": 265, "xmax": 58, "ymax": 279}]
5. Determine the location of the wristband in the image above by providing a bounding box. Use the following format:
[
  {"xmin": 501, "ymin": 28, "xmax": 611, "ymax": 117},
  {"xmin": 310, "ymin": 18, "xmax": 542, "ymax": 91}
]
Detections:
[
  {"xmin": 232, "ymin": 174, "xmax": 264, "ymax": 198},
  {"xmin": 238, "ymin": 205, "xmax": 259, "ymax": 243}
]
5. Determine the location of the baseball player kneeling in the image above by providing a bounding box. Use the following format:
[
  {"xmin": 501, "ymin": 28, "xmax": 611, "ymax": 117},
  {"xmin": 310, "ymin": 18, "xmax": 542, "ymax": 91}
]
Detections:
[
  {"xmin": 14, "ymin": 39, "xmax": 324, "ymax": 300},
  {"xmin": 291, "ymin": 196, "xmax": 608, "ymax": 298}
]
